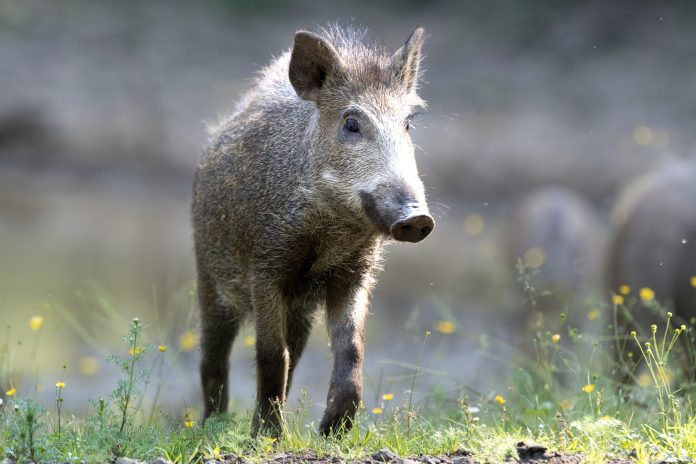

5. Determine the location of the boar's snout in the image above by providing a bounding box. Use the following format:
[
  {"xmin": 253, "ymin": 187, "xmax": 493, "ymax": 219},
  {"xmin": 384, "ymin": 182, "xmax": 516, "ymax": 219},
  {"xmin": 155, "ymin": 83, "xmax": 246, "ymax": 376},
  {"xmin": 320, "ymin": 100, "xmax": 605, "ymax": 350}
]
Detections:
[
  {"xmin": 390, "ymin": 213, "xmax": 434, "ymax": 243},
  {"xmin": 360, "ymin": 189, "xmax": 434, "ymax": 242}
]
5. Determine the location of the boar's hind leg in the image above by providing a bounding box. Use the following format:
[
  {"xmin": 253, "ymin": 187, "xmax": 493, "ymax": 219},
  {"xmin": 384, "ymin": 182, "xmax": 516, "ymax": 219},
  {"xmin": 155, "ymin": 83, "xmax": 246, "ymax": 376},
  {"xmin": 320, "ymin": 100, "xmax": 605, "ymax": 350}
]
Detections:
[
  {"xmin": 319, "ymin": 274, "xmax": 369, "ymax": 436},
  {"xmin": 251, "ymin": 287, "xmax": 290, "ymax": 437},
  {"xmin": 286, "ymin": 309, "xmax": 316, "ymax": 397},
  {"xmin": 199, "ymin": 272, "xmax": 241, "ymax": 419}
]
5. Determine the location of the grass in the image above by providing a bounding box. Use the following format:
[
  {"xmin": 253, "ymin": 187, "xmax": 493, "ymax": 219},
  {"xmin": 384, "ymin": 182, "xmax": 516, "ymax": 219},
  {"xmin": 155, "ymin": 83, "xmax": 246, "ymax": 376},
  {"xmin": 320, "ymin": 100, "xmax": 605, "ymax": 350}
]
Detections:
[{"xmin": 2, "ymin": 275, "xmax": 696, "ymax": 463}]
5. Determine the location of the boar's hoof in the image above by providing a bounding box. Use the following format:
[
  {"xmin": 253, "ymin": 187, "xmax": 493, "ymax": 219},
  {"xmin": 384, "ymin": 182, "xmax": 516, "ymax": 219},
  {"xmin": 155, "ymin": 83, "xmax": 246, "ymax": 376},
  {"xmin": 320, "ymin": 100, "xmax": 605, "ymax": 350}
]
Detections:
[
  {"xmin": 319, "ymin": 412, "xmax": 355, "ymax": 436},
  {"xmin": 319, "ymin": 390, "xmax": 360, "ymax": 435}
]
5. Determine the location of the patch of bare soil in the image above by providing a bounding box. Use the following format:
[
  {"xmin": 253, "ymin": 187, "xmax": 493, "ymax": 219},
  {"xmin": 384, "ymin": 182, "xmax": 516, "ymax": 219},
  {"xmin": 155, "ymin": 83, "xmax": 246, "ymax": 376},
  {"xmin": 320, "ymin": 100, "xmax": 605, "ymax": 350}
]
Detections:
[{"xmin": 207, "ymin": 442, "xmax": 634, "ymax": 464}]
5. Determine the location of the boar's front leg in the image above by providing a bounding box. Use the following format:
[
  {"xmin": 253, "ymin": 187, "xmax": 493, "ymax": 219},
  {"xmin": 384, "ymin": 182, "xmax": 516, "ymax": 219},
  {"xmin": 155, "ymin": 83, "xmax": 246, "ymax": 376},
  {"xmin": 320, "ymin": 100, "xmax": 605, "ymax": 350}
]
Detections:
[
  {"xmin": 319, "ymin": 272, "xmax": 370, "ymax": 435},
  {"xmin": 251, "ymin": 286, "xmax": 289, "ymax": 437}
]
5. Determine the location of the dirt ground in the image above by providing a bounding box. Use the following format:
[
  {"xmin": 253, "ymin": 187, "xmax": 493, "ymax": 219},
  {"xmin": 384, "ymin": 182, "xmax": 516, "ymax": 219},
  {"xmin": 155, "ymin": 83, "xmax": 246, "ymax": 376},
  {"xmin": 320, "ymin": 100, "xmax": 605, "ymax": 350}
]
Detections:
[{"xmin": 205, "ymin": 443, "xmax": 632, "ymax": 464}]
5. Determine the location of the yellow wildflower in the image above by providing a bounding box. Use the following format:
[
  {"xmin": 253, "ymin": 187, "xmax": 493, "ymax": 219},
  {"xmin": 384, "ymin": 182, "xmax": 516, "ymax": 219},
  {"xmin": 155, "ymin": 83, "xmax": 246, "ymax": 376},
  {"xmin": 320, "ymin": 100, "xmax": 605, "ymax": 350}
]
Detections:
[
  {"xmin": 637, "ymin": 373, "xmax": 651, "ymax": 387},
  {"xmin": 6, "ymin": 387, "xmax": 16, "ymax": 397},
  {"xmin": 523, "ymin": 247, "xmax": 545, "ymax": 269},
  {"xmin": 435, "ymin": 320, "xmax": 455, "ymax": 334},
  {"xmin": 582, "ymin": 384, "xmax": 595, "ymax": 393},
  {"xmin": 29, "ymin": 316, "xmax": 44, "ymax": 331},
  {"xmin": 611, "ymin": 294, "xmax": 624, "ymax": 305},
  {"xmin": 639, "ymin": 287, "xmax": 655, "ymax": 301},
  {"xmin": 79, "ymin": 356, "xmax": 100, "ymax": 376},
  {"xmin": 619, "ymin": 285, "xmax": 631, "ymax": 295},
  {"xmin": 372, "ymin": 407, "xmax": 383, "ymax": 415},
  {"xmin": 382, "ymin": 393, "xmax": 394, "ymax": 401},
  {"xmin": 551, "ymin": 334, "xmax": 561, "ymax": 343},
  {"xmin": 463, "ymin": 214, "xmax": 485, "ymax": 236},
  {"xmin": 588, "ymin": 309, "xmax": 600, "ymax": 321},
  {"xmin": 495, "ymin": 395, "xmax": 506, "ymax": 405},
  {"xmin": 158, "ymin": 345, "xmax": 167, "ymax": 352},
  {"xmin": 179, "ymin": 331, "xmax": 197, "ymax": 352},
  {"xmin": 633, "ymin": 125, "xmax": 653, "ymax": 146},
  {"xmin": 128, "ymin": 347, "xmax": 142, "ymax": 356},
  {"xmin": 184, "ymin": 420, "xmax": 195, "ymax": 428},
  {"xmin": 690, "ymin": 276, "xmax": 696, "ymax": 288},
  {"xmin": 55, "ymin": 382, "xmax": 66, "ymax": 389},
  {"xmin": 243, "ymin": 336, "xmax": 256, "ymax": 347},
  {"xmin": 659, "ymin": 368, "xmax": 673, "ymax": 385},
  {"xmin": 262, "ymin": 437, "xmax": 277, "ymax": 452}
]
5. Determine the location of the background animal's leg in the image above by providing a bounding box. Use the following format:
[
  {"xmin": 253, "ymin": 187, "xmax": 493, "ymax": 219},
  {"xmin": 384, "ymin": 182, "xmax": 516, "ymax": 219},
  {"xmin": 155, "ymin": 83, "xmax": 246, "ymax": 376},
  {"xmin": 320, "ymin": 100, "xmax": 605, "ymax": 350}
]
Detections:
[
  {"xmin": 199, "ymin": 271, "xmax": 240, "ymax": 419},
  {"xmin": 251, "ymin": 285, "xmax": 289, "ymax": 437},
  {"xmin": 319, "ymin": 272, "xmax": 371, "ymax": 435},
  {"xmin": 285, "ymin": 309, "xmax": 315, "ymax": 397}
]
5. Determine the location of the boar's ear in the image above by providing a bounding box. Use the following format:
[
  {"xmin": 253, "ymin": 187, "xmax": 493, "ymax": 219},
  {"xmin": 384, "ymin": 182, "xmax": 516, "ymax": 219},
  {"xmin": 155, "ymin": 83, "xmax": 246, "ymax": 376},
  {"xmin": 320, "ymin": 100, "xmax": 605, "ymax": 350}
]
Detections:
[
  {"xmin": 390, "ymin": 27, "xmax": 425, "ymax": 92},
  {"xmin": 289, "ymin": 31, "xmax": 342, "ymax": 101}
]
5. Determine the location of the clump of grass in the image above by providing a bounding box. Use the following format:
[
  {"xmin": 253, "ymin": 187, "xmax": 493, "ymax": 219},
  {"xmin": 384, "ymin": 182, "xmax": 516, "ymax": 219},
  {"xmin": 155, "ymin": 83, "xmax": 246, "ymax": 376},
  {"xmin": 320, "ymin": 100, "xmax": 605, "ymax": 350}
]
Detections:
[
  {"xmin": 107, "ymin": 317, "xmax": 154, "ymax": 456},
  {"xmin": 9, "ymin": 398, "xmax": 46, "ymax": 463},
  {"xmin": 54, "ymin": 367, "xmax": 66, "ymax": 436},
  {"xmin": 515, "ymin": 258, "xmax": 539, "ymax": 313}
]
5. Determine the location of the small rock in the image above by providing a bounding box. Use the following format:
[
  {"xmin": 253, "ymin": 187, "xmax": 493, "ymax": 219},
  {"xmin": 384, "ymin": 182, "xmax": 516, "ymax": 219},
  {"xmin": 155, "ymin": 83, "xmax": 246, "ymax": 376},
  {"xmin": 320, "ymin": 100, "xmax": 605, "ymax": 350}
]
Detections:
[
  {"xmin": 150, "ymin": 459, "xmax": 174, "ymax": 464},
  {"xmin": 371, "ymin": 449, "xmax": 398, "ymax": 462},
  {"xmin": 400, "ymin": 459, "xmax": 420, "ymax": 464},
  {"xmin": 115, "ymin": 458, "xmax": 145, "ymax": 464},
  {"xmin": 203, "ymin": 460, "xmax": 220, "ymax": 464},
  {"xmin": 654, "ymin": 458, "xmax": 691, "ymax": 464},
  {"xmin": 420, "ymin": 458, "xmax": 439, "ymax": 464},
  {"xmin": 452, "ymin": 449, "xmax": 470, "ymax": 457},
  {"xmin": 516, "ymin": 442, "xmax": 548, "ymax": 460},
  {"xmin": 452, "ymin": 458, "xmax": 473, "ymax": 464}
]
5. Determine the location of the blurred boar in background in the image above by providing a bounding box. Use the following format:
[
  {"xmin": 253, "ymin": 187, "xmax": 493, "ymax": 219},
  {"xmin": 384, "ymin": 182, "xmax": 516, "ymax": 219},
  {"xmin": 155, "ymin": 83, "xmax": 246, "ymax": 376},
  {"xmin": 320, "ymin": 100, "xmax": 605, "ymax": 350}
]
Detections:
[
  {"xmin": 192, "ymin": 25, "xmax": 433, "ymax": 437},
  {"xmin": 606, "ymin": 161, "xmax": 696, "ymax": 334},
  {"xmin": 504, "ymin": 187, "xmax": 605, "ymax": 333}
]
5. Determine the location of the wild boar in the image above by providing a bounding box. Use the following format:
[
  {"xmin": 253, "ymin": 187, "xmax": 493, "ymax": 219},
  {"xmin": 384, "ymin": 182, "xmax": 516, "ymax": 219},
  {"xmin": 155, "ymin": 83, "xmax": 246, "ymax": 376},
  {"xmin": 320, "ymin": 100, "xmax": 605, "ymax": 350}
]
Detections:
[
  {"xmin": 192, "ymin": 25, "xmax": 433, "ymax": 436},
  {"xmin": 504, "ymin": 187, "xmax": 604, "ymax": 331},
  {"xmin": 606, "ymin": 161, "xmax": 696, "ymax": 332}
]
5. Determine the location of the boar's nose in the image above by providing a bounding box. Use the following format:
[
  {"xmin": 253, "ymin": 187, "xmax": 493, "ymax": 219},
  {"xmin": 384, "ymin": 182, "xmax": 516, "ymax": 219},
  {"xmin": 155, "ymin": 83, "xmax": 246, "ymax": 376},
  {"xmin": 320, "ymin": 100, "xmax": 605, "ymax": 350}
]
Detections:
[{"xmin": 390, "ymin": 214, "xmax": 434, "ymax": 243}]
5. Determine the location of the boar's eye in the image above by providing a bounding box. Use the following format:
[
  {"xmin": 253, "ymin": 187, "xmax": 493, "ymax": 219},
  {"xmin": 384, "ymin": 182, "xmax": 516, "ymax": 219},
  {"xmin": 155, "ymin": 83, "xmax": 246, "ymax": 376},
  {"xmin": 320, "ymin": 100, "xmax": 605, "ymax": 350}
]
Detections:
[
  {"xmin": 405, "ymin": 111, "xmax": 420, "ymax": 132},
  {"xmin": 344, "ymin": 117, "xmax": 360, "ymax": 133}
]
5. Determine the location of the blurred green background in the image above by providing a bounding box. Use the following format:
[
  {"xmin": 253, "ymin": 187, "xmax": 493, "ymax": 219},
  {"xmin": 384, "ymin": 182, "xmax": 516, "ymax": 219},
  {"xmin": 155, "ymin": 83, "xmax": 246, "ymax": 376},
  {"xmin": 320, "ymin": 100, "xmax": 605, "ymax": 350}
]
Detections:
[{"xmin": 1, "ymin": 0, "xmax": 695, "ymax": 420}]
